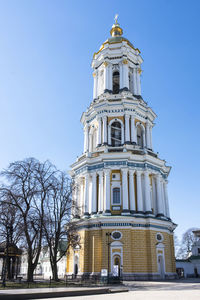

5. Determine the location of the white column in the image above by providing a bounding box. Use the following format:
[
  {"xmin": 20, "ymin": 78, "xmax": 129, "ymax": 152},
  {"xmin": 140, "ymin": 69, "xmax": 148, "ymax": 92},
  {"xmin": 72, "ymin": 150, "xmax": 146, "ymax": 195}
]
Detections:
[
  {"xmin": 156, "ymin": 174, "xmax": 164, "ymax": 216},
  {"xmin": 108, "ymin": 123, "xmax": 111, "ymax": 145},
  {"xmin": 125, "ymin": 115, "xmax": 130, "ymax": 143},
  {"xmin": 103, "ymin": 116, "xmax": 107, "ymax": 144},
  {"xmin": 80, "ymin": 178, "xmax": 84, "ymax": 215},
  {"xmin": 160, "ymin": 180, "xmax": 164, "ymax": 216},
  {"xmin": 98, "ymin": 171, "xmax": 104, "ymax": 213},
  {"xmin": 96, "ymin": 71, "xmax": 99, "ymax": 97},
  {"xmin": 136, "ymin": 171, "xmax": 143, "ymax": 212},
  {"xmin": 146, "ymin": 122, "xmax": 151, "ymax": 149},
  {"xmin": 136, "ymin": 68, "xmax": 141, "ymax": 95},
  {"xmin": 131, "ymin": 115, "xmax": 136, "ymax": 144},
  {"xmin": 119, "ymin": 64, "xmax": 123, "ymax": 89},
  {"xmin": 144, "ymin": 171, "xmax": 152, "ymax": 214},
  {"xmin": 150, "ymin": 126, "xmax": 153, "ymax": 149},
  {"xmin": 97, "ymin": 117, "xmax": 102, "ymax": 146},
  {"xmin": 89, "ymin": 129, "xmax": 93, "ymax": 152},
  {"xmin": 84, "ymin": 124, "xmax": 89, "ymax": 153},
  {"xmin": 123, "ymin": 61, "xmax": 129, "ymax": 89},
  {"xmin": 84, "ymin": 174, "xmax": 89, "ymax": 215},
  {"xmin": 91, "ymin": 172, "xmax": 97, "ymax": 214},
  {"xmin": 93, "ymin": 72, "xmax": 97, "ymax": 99},
  {"xmin": 142, "ymin": 127, "xmax": 146, "ymax": 148},
  {"xmin": 133, "ymin": 68, "xmax": 138, "ymax": 95},
  {"xmin": 129, "ymin": 170, "xmax": 136, "ymax": 212},
  {"xmin": 108, "ymin": 64, "xmax": 112, "ymax": 91},
  {"xmin": 122, "ymin": 168, "xmax": 129, "ymax": 213},
  {"xmin": 164, "ymin": 180, "xmax": 170, "ymax": 218},
  {"xmin": 104, "ymin": 62, "xmax": 108, "ymax": 91},
  {"xmin": 104, "ymin": 169, "xmax": 111, "ymax": 213}
]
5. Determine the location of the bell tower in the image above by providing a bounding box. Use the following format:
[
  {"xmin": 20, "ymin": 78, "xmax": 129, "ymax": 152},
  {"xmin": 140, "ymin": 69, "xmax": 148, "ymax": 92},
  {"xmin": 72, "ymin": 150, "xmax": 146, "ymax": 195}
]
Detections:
[{"xmin": 67, "ymin": 17, "xmax": 177, "ymax": 280}]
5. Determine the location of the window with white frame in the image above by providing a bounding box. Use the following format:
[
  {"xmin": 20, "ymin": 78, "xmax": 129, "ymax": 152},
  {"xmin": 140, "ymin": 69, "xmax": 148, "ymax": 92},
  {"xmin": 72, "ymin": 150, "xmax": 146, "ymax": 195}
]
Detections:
[
  {"xmin": 111, "ymin": 121, "xmax": 121, "ymax": 146},
  {"xmin": 137, "ymin": 125, "xmax": 144, "ymax": 148},
  {"xmin": 113, "ymin": 71, "xmax": 120, "ymax": 94}
]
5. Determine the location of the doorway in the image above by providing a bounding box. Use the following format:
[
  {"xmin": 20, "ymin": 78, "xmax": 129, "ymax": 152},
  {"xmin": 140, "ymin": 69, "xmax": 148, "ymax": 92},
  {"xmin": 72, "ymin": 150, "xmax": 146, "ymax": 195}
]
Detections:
[{"xmin": 112, "ymin": 255, "xmax": 121, "ymax": 277}]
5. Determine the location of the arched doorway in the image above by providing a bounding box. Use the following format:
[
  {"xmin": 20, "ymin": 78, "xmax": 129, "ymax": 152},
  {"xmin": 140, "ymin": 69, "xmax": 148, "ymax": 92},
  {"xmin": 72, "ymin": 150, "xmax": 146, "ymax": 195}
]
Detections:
[{"xmin": 112, "ymin": 255, "xmax": 121, "ymax": 277}]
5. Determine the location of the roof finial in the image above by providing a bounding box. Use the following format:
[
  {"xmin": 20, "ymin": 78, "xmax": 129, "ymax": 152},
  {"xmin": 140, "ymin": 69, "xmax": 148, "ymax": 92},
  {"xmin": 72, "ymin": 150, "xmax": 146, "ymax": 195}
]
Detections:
[
  {"xmin": 114, "ymin": 14, "xmax": 119, "ymax": 24},
  {"xmin": 110, "ymin": 14, "xmax": 123, "ymax": 37}
]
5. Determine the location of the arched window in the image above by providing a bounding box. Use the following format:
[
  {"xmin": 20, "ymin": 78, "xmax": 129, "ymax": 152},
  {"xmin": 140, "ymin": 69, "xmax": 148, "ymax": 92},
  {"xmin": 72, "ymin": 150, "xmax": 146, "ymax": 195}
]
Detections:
[
  {"xmin": 137, "ymin": 125, "xmax": 144, "ymax": 148},
  {"xmin": 113, "ymin": 187, "xmax": 120, "ymax": 204},
  {"xmin": 113, "ymin": 71, "xmax": 119, "ymax": 94},
  {"xmin": 111, "ymin": 121, "xmax": 121, "ymax": 146}
]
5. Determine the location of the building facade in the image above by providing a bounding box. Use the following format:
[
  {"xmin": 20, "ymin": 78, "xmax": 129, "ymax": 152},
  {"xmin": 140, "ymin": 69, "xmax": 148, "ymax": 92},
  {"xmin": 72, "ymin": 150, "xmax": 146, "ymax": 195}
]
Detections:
[
  {"xmin": 176, "ymin": 230, "xmax": 200, "ymax": 278},
  {"xmin": 67, "ymin": 18, "xmax": 177, "ymax": 280},
  {"xmin": 20, "ymin": 243, "xmax": 67, "ymax": 280}
]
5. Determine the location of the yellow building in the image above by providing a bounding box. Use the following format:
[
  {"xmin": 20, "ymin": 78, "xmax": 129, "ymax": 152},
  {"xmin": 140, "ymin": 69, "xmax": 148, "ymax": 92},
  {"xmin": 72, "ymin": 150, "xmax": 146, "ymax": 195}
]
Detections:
[{"xmin": 67, "ymin": 17, "xmax": 177, "ymax": 280}]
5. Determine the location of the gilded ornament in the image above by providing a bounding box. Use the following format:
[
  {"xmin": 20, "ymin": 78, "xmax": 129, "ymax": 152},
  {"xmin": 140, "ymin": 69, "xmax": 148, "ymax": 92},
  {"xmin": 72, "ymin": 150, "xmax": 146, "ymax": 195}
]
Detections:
[
  {"xmin": 103, "ymin": 61, "xmax": 108, "ymax": 67},
  {"xmin": 122, "ymin": 59, "xmax": 128, "ymax": 65}
]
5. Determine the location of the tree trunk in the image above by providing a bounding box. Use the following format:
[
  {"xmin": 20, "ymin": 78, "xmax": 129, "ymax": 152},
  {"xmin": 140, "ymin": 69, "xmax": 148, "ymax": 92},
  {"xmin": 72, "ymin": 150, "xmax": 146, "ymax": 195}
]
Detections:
[
  {"xmin": 51, "ymin": 259, "xmax": 58, "ymax": 281},
  {"xmin": 27, "ymin": 261, "xmax": 35, "ymax": 282}
]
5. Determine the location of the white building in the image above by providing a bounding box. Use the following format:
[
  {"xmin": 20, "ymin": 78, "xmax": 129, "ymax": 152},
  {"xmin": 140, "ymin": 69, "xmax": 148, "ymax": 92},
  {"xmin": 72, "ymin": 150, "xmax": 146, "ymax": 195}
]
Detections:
[
  {"xmin": 20, "ymin": 243, "xmax": 67, "ymax": 280},
  {"xmin": 176, "ymin": 230, "xmax": 200, "ymax": 278}
]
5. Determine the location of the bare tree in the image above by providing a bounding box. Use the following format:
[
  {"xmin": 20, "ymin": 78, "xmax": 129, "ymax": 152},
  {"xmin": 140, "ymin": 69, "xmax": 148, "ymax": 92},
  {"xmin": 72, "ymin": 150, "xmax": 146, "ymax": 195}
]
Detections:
[
  {"xmin": 176, "ymin": 228, "xmax": 199, "ymax": 259},
  {"xmin": 42, "ymin": 172, "xmax": 79, "ymax": 281},
  {"xmin": 0, "ymin": 158, "xmax": 57, "ymax": 282}
]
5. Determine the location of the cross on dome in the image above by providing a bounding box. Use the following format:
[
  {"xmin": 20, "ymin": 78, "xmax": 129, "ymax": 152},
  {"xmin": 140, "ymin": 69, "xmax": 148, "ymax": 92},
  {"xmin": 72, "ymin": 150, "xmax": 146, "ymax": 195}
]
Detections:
[
  {"xmin": 114, "ymin": 14, "xmax": 119, "ymax": 24},
  {"xmin": 110, "ymin": 14, "xmax": 123, "ymax": 37}
]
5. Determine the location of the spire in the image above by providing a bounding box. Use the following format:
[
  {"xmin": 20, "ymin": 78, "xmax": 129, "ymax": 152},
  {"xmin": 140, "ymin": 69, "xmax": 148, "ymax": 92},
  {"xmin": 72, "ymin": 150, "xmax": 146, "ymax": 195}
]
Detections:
[{"xmin": 110, "ymin": 14, "xmax": 123, "ymax": 37}]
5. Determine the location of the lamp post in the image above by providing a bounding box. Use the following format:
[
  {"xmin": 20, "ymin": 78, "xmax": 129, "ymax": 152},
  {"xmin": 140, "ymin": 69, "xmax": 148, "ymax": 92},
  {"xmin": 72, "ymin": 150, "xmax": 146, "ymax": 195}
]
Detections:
[{"xmin": 106, "ymin": 232, "xmax": 111, "ymax": 284}]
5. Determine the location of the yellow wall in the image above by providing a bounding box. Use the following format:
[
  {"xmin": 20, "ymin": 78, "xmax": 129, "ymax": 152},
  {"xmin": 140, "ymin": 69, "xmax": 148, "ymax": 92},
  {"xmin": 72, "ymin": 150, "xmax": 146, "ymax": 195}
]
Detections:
[{"xmin": 66, "ymin": 227, "xmax": 176, "ymax": 275}]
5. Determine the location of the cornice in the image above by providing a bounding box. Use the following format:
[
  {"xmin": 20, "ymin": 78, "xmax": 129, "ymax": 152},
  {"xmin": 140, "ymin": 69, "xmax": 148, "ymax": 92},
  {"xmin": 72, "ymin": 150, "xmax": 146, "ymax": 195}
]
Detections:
[{"xmin": 71, "ymin": 152, "xmax": 171, "ymax": 178}]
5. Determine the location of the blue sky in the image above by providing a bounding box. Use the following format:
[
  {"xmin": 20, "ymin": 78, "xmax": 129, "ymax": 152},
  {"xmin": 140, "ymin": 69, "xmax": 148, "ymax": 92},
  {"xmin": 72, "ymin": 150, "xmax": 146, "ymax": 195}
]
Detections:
[{"xmin": 0, "ymin": 0, "xmax": 199, "ymax": 240}]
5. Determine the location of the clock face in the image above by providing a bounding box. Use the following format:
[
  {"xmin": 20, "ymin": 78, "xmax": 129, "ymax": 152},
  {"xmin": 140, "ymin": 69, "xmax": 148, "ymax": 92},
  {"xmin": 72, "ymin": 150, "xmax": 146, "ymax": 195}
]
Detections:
[{"xmin": 112, "ymin": 231, "xmax": 122, "ymax": 240}]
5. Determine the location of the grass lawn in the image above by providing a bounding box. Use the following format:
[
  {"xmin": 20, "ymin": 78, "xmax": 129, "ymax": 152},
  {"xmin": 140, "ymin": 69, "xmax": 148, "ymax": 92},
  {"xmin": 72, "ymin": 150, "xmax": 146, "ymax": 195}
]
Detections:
[{"xmin": 0, "ymin": 280, "xmax": 68, "ymax": 290}]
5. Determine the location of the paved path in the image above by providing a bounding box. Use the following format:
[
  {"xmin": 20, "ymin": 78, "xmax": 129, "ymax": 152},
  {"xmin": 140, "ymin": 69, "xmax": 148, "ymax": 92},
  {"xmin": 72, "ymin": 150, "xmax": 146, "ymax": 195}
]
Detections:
[
  {"xmin": 36, "ymin": 279, "xmax": 200, "ymax": 300},
  {"xmin": 0, "ymin": 279, "xmax": 200, "ymax": 299}
]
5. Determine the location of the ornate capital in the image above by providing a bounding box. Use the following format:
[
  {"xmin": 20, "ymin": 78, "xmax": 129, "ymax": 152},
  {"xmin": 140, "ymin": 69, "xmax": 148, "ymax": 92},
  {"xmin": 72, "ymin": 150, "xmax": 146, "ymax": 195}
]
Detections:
[
  {"xmin": 104, "ymin": 169, "xmax": 111, "ymax": 176},
  {"xmin": 121, "ymin": 168, "xmax": 128, "ymax": 175},
  {"xmin": 103, "ymin": 61, "xmax": 108, "ymax": 67},
  {"xmin": 138, "ymin": 68, "xmax": 142, "ymax": 74},
  {"xmin": 93, "ymin": 72, "xmax": 96, "ymax": 77},
  {"xmin": 129, "ymin": 169, "xmax": 135, "ymax": 176},
  {"xmin": 97, "ymin": 170, "xmax": 103, "ymax": 177},
  {"xmin": 137, "ymin": 170, "xmax": 142, "ymax": 176},
  {"xmin": 122, "ymin": 59, "xmax": 128, "ymax": 65}
]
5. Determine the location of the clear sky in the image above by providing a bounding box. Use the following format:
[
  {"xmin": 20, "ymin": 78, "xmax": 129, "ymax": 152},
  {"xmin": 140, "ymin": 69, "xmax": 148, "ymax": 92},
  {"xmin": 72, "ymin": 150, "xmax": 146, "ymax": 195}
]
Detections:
[{"xmin": 0, "ymin": 0, "xmax": 199, "ymax": 240}]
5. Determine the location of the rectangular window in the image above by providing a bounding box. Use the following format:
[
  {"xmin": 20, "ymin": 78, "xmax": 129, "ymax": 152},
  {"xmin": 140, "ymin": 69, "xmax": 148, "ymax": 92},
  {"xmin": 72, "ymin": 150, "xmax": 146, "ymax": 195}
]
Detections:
[{"xmin": 113, "ymin": 187, "xmax": 120, "ymax": 204}]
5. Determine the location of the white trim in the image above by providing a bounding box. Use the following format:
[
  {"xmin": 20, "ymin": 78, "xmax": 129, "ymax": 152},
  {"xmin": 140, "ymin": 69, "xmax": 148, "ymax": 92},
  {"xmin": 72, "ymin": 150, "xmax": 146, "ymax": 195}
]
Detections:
[
  {"xmin": 111, "ymin": 230, "xmax": 123, "ymax": 241},
  {"xmin": 156, "ymin": 243, "xmax": 166, "ymax": 279},
  {"xmin": 111, "ymin": 181, "xmax": 122, "ymax": 205},
  {"xmin": 110, "ymin": 241, "xmax": 123, "ymax": 275},
  {"xmin": 136, "ymin": 122, "xmax": 146, "ymax": 148}
]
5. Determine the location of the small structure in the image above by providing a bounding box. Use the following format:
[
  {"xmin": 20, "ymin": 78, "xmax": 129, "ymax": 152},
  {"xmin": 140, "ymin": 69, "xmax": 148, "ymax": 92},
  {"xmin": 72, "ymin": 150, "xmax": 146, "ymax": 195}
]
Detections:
[
  {"xmin": 176, "ymin": 230, "xmax": 200, "ymax": 278},
  {"xmin": 0, "ymin": 241, "xmax": 22, "ymax": 279}
]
